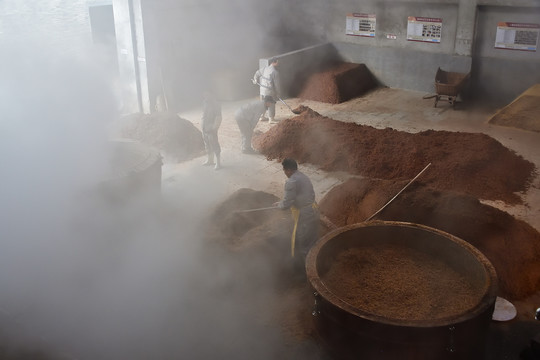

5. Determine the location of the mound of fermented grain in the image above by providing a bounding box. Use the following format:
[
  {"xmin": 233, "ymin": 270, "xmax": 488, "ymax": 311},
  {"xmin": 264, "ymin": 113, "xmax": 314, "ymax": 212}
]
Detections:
[
  {"xmin": 318, "ymin": 177, "xmax": 540, "ymax": 300},
  {"xmin": 297, "ymin": 62, "xmax": 376, "ymax": 104},
  {"xmin": 489, "ymin": 84, "xmax": 540, "ymax": 133},
  {"xmin": 252, "ymin": 107, "xmax": 536, "ymax": 204},
  {"xmin": 322, "ymin": 244, "xmax": 480, "ymax": 321},
  {"xmin": 488, "ymin": 95, "xmax": 540, "ymax": 133},
  {"xmin": 198, "ymin": 188, "xmax": 317, "ymax": 355},
  {"xmin": 109, "ymin": 111, "xmax": 205, "ymax": 162},
  {"xmin": 209, "ymin": 188, "xmax": 280, "ymax": 240}
]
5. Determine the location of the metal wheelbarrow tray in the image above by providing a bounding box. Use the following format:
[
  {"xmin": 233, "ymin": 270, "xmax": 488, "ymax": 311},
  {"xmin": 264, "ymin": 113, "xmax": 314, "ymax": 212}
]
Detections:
[{"xmin": 434, "ymin": 67, "xmax": 470, "ymax": 109}]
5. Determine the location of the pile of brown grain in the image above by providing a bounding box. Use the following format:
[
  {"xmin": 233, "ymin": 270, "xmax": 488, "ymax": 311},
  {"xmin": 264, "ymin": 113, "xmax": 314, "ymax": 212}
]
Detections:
[
  {"xmin": 297, "ymin": 62, "xmax": 376, "ymax": 104},
  {"xmin": 253, "ymin": 107, "xmax": 536, "ymax": 204},
  {"xmin": 109, "ymin": 111, "xmax": 205, "ymax": 163},
  {"xmin": 322, "ymin": 244, "xmax": 481, "ymax": 321}
]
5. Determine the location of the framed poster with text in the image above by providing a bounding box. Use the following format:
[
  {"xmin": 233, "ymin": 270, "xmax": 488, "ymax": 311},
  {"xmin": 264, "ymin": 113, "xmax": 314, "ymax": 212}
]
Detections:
[
  {"xmin": 407, "ymin": 16, "xmax": 442, "ymax": 43},
  {"xmin": 495, "ymin": 22, "xmax": 539, "ymax": 51},
  {"xmin": 346, "ymin": 13, "xmax": 376, "ymax": 37}
]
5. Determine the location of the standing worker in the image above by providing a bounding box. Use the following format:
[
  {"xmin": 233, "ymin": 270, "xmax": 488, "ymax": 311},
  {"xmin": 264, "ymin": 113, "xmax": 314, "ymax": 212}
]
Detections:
[
  {"xmin": 234, "ymin": 96, "xmax": 275, "ymax": 154},
  {"xmin": 252, "ymin": 57, "xmax": 281, "ymax": 123},
  {"xmin": 201, "ymin": 90, "xmax": 222, "ymax": 170},
  {"xmin": 275, "ymin": 158, "xmax": 320, "ymax": 273}
]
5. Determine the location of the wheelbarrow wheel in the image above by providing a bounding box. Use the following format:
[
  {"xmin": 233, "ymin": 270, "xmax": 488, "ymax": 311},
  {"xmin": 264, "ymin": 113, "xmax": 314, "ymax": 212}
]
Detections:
[{"xmin": 450, "ymin": 96, "xmax": 456, "ymax": 109}]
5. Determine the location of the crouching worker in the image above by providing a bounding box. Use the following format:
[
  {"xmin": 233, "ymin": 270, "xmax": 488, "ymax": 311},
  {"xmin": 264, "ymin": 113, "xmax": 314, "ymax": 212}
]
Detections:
[
  {"xmin": 275, "ymin": 158, "xmax": 320, "ymax": 274},
  {"xmin": 234, "ymin": 95, "xmax": 275, "ymax": 154}
]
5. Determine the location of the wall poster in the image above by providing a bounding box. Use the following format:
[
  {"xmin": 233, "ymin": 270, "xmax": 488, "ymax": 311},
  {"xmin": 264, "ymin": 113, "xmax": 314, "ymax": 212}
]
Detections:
[
  {"xmin": 495, "ymin": 22, "xmax": 539, "ymax": 52},
  {"xmin": 346, "ymin": 13, "xmax": 376, "ymax": 37},
  {"xmin": 407, "ymin": 16, "xmax": 442, "ymax": 43}
]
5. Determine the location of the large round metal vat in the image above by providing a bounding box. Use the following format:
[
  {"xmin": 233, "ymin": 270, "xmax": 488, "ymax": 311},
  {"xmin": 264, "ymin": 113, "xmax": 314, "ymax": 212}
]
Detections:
[{"xmin": 306, "ymin": 221, "xmax": 498, "ymax": 360}]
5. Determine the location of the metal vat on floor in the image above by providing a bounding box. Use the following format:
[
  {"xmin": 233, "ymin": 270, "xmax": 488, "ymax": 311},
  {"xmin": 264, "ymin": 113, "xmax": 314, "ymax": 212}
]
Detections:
[{"xmin": 306, "ymin": 221, "xmax": 498, "ymax": 360}]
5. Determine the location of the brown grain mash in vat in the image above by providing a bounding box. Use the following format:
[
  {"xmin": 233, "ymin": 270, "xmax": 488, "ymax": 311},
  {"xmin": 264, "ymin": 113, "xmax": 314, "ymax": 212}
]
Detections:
[{"xmin": 321, "ymin": 243, "xmax": 482, "ymax": 321}]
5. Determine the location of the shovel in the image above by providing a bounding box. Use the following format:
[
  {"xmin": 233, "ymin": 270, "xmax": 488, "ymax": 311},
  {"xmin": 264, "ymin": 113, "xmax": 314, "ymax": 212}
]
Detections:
[
  {"xmin": 277, "ymin": 96, "xmax": 302, "ymax": 115},
  {"xmin": 252, "ymin": 79, "xmax": 301, "ymax": 115},
  {"xmin": 234, "ymin": 206, "xmax": 279, "ymax": 213}
]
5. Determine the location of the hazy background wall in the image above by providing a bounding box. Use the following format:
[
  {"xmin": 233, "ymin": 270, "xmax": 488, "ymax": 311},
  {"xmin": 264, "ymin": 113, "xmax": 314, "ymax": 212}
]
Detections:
[
  {"xmin": 292, "ymin": 0, "xmax": 539, "ymax": 104},
  {"xmin": 0, "ymin": 0, "xmax": 93, "ymax": 53},
  {"xmin": 325, "ymin": 1, "xmax": 459, "ymax": 54},
  {"xmin": 139, "ymin": 0, "xmax": 325, "ymax": 112},
  {"xmin": 137, "ymin": 0, "xmax": 539, "ymax": 110},
  {"xmin": 0, "ymin": 0, "xmax": 126, "ymax": 112},
  {"xmin": 2, "ymin": 0, "xmax": 539, "ymax": 112},
  {"xmin": 323, "ymin": 1, "xmax": 467, "ymax": 95},
  {"xmin": 471, "ymin": 5, "xmax": 540, "ymax": 105}
]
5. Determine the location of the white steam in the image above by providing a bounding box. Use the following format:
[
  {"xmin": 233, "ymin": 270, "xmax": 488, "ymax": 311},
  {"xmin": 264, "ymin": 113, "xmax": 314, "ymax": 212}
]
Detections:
[{"xmin": 0, "ymin": 35, "xmax": 295, "ymax": 360}]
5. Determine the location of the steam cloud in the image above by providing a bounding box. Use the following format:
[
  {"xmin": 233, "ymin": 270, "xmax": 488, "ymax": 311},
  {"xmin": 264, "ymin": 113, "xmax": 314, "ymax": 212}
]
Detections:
[{"xmin": 0, "ymin": 7, "xmax": 295, "ymax": 360}]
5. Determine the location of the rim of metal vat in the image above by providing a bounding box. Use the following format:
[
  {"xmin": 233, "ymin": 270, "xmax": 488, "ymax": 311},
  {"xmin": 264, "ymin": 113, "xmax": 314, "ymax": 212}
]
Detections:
[{"xmin": 306, "ymin": 220, "xmax": 498, "ymax": 328}]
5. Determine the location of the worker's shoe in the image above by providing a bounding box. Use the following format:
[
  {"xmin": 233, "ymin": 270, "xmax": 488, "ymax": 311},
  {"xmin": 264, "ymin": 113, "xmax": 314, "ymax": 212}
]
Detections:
[
  {"xmin": 259, "ymin": 115, "xmax": 268, "ymax": 122},
  {"xmin": 269, "ymin": 117, "xmax": 278, "ymax": 124},
  {"xmin": 203, "ymin": 153, "xmax": 214, "ymax": 166},
  {"xmin": 214, "ymin": 156, "xmax": 221, "ymax": 170}
]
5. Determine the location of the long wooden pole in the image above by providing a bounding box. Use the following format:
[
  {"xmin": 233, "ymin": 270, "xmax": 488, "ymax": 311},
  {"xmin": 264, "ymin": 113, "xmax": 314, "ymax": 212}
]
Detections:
[
  {"xmin": 235, "ymin": 206, "xmax": 278, "ymax": 213},
  {"xmin": 364, "ymin": 163, "xmax": 431, "ymax": 222}
]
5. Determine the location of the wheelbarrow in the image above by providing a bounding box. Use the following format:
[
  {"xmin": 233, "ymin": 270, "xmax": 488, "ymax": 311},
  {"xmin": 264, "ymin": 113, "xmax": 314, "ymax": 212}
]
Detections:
[{"xmin": 433, "ymin": 67, "xmax": 470, "ymax": 109}]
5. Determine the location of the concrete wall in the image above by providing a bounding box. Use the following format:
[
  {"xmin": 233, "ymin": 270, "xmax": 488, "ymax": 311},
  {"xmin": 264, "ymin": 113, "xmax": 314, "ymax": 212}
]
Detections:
[
  {"xmin": 471, "ymin": 5, "xmax": 540, "ymax": 105},
  {"xmin": 326, "ymin": 1, "xmax": 472, "ymax": 95},
  {"xmin": 137, "ymin": 0, "xmax": 326, "ymax": 112},
  {"xmin": 258, "ymin": 43, "xmax": 342, "ymax": 98},
  {"xmin": 326, "ymin": 1, "xmax": 460, "ymax": 55},
  {"xmin": 138, "ymin": 0, "xmax": 277, "ymax": 112},
  {"xmin": 111, "ymin": 0, "xmax": 540, "ymax": 110},
  {"xmin": 333, "ymin": 42, "xmax": 472, "ymax": 95},
  {"xmin": 269, "ymin": 1, "xmax": 473, "ymax": 97},
  {"xmin": 3, "ymin": 0, "xmax": 538, "ymax": 111},
  {"xmin": 271, "ymin": 0, "xmax": 539, "ymax": 105}
]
